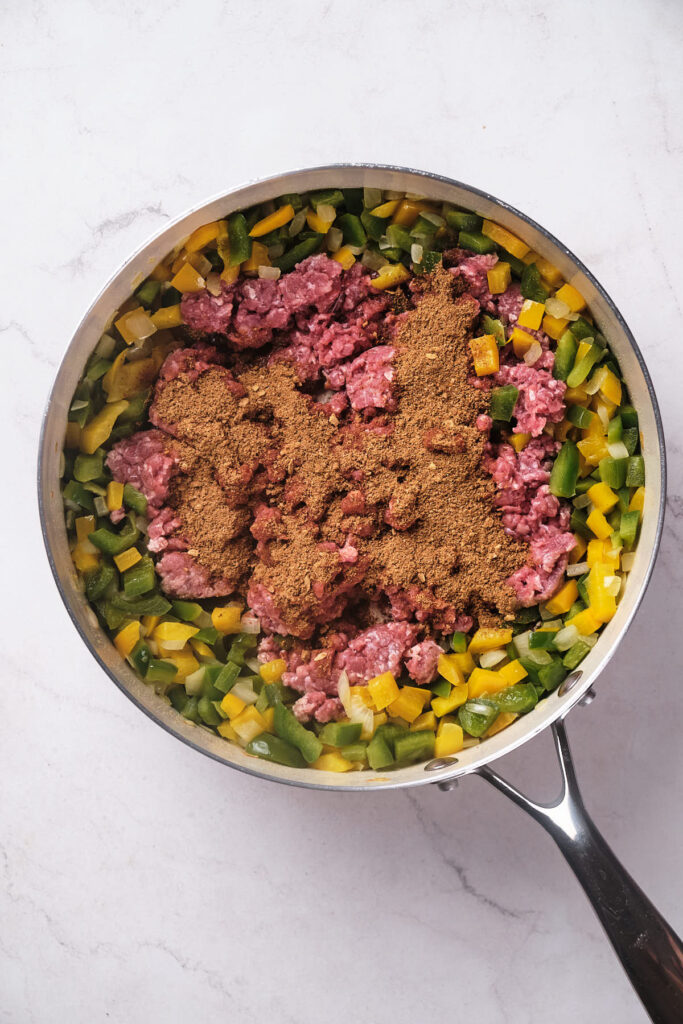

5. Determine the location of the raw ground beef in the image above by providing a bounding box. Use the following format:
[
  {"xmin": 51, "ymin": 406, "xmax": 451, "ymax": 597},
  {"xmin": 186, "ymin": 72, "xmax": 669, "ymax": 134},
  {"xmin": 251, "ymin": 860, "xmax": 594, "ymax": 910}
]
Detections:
[
  {"xmin": 450, "ymin": 253, "xmax": 498, "ymax": 312},
  {"xmin": 337, "ymin": 622, "xmax": 418, "ymax": 683},
  {"xmin": 494, "ymin": 363, "xmax": 566, "ymax": 437},
  {"xmin": 404, "ymin": 639, "xmax": 442, "ymax": 685}
]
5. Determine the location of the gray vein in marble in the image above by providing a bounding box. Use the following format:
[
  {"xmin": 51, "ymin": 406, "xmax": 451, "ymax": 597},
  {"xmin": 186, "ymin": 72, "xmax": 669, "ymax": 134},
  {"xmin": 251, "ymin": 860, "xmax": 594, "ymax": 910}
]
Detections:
[
  {"xmin": 62, "ymin": 203, "xmax": 170, "ymax": 276},
  {"xmin": 0, "ymin": 321, "xmax": 58, "ymax": 370}
]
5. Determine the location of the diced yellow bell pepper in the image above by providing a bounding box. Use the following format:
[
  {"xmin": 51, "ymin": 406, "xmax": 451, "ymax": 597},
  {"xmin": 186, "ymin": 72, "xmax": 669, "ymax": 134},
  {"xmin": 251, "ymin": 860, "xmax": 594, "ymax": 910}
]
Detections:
[
  {"xmin": 410, "ymin": 710, "xmax": 437, "ymax": 732},
  {"xmin": 388, "ymin": 686, "xmax": 431, "ymax": 723},
  {"xmin": 153, "ymin": 621, "xmax": 200, "ymax": 650},
  {"xmin": 437, "ymin": 653, "xmax": 465, "ymax": 686},
  {"xmin": 469, "ymin": 334, "xmax": 499, "ymax": 376},
  {"xmin": 587, "ymin": 539, "xmax": 620, "ymax": 571},
  {"xmin": 575, "ymin": 340, "xmax": 592, "ymax": 364},
  {"xmin": 586, "ymin": 507, "xmax": 612, "ymax": 540},
  {"xmin": 392, "ymin": 199, "xmax": 425, "ymax": 227},
  {"xmin": 221, "ymin": 264, "xmax": 240, "ymax": 285},
  {"xmin": 569, "ymin": 534, "xmax": 588, "ymax": 563},
  {"xmin": 103, "ymin": 354, "xmax": 160, "ymax": 403},
  {"xmin": 113, "ymin": 547, "xmax": 142, "ymax": 572},
  {"xmin": 249, "ymin": 204, "xmax": 295, "ymax": 238},
  {"xmin": 584, "ymin": 408, "xmax": 607, "ymax": 437},
  {"xmin": 431, "ymin": 684, "xmax": 469, "ymax": 717},
  {"xmin": 370, "ymin": 263, "xmax": 411, "ymax": 290},
  {"xmin": 211, "ymin": 603, "xmax": 243, "ymax": 634},
  {"xmin": 481, "ymin": 220, "xmax": 529, "ymax": 259},
  {"xmin": 150, "ymin": 260, "xmax": 173, "ymax": 282},
  {"xmin": 189, "ymin": 638, "xmax": 214, "ymax": 659},
  {"xmin": 587, "ymin": 482, "xmax": 618, "ymax": 514},
  {"xmin": 350, "ymin": 686, "xmax": 374, "ymax": 707},
  {"xmin": 517, "ymin": 299, "xmax": 545, "ymax": 331},
  {"xmin": 151, "ymin": 304, "xmax": 185, "ymax": 329},
  {"xmin": 577, "ymin": 435, "xmax": 610, "ymax": 467},
  {"xmin": 114, "ymin": 307, "xmax": 157, "ymax": 346},
  {"xmin": 260, "ymin": 706, "xmax": 275, "ymax": 733},
  {"xmin": 185, "ymin": 221, "xmax": 221, "ymax": 253},
  {"xmin": 487, "ymin": 262, "xmax": 511, "ymax": 295},
  {"xmin": 586, "ymin": 562, "xmax": 617, "ymax": 623},
  {"xmin": 555, "ymin": 283, "xmax": 586, "ymax": 313},
  {"xmin": 79, "ymin": 400, "xmax": 129, "ymax": 454},
  {"xmin": 75, "ymin": 514, "xmax": 96, "ymax": 544},
  {"xmin": 510, "ymin": 327, "xmax": 536, "ymax": 358},
  {"xmin": 368, "ymin": 671, "xmax": 400, "ymax": 711},
  {"xmin": 242, "ymin": 241, "xmax": 270, "ymax": 273},
  {"xmin": 65, "ymin": 422, "xmax": 81, "ymax": 448},
  {"xmin": 468, "ymin": 627, "xmax": 513, "ymax": 654},
  {"xmin": 564, "ymin": 385, "xmax": 589, "ymax": 404},
  {"xmin": 217, "ymin": 720, "xmax": 239, "ymax": 741},
  {"xmin": 434, "ymin": 721, "xmax": 464, "ymax": 757},
  {"xmin": 306, "ymin": 209, "xmax": 335, "ymax": 234},
  {"xmin": 260, "ymin": 658, "xmax": 286, "ymax": 684},
  {"xmin": 592, "ymin": 397, "xmax": 617, "ymax": 427},
  {"xmin": 467, "ymin": 668, "xmax": 508, "ymax": 699},
  {"xmin": 114, "ymin": 620, "xmax": 140, "ymax": 657},
  {"xmin": 600, "ymin": 368, "xmax": 622, "ymax": 407},
  {"xmin": 542, "ymin": 313, "xmax": 569, "ymax": 340},
  {"xmin": 231, "ymin": 705, "xmax": 266, "ymax": 743},
  {"xmin": 312, "ymin": 752, "xmax": 354, "ymax": 772},
  {"xmin": 106, "ymin": 481, "xmax": 125, "ymax": 512},
  {"xmin": 332, "ymin": 245, "xmax": 356, "ymax": 271},
  {"xmin": 220, "ymin": 692, "xmax": 246, "ymax": 719},
  {"xmin": 534, "ymin": 256, "xmax": 564, "ymax": 288},
  {"xmin": 451, "ymin": 651, "xmax": 476, "ymax": 677},
  {"xmin": 497, "ymin": 659, "xmax": 528, "ymax": 685},
  {"xmin": 170, "ymin": 262, "xmax": 206, "ymax": 294},
  {"xmin": 370, "ymin": 199, "xmax": 400, "ymax": 219},
  {"xmin": 71, "ymin": 543, "xmax": 100, "ymax": 572},
  {"xmin": 544, "ymin": 579, "xmax": 579, "ymax": 615},
  {"xmin": 373, "ymin": 712, "xmax": 388, "ymax": 730},
  {"xmin": 141, "ymin": 614, "xmax": 160, "ymax": 635},
  {"xmin": 629, "ymin": 486, "xmax": 645, "ymax": 513},
  {"xmin": 510, "ymin": 432, "xmax": 531, "ymax": 453},
  {"xmin": 484, "ymin": 711, "xmax": 518, "ymax": 738},
  {"xmin": 566, "ymin": 607, "xmax": 602, "ymax": 637},
  {"xmin": 522, "ymin": 250, "xmax": 538, "ymax": 265}
]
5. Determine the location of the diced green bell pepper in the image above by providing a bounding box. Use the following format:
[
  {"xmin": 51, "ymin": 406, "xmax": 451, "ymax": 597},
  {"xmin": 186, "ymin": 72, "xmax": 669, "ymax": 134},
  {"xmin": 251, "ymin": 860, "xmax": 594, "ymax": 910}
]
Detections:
[
  {"xmin": 607, "ymin": 416, "xmax": 623, "ymax": 444},
  {"xmin": 309, "ymin": 188, "xmax": 344, "ymax": 209},
  {"xmin": 394, "ymin": 731, "xmax": 435, "ymax": 764},
  {"xmin": 135, "ymin": 280, "xmax": 161, "ymax": 307},
  {"xmin": 227, "ymin": 213, "xmax": 252, "ymax": 266},
  {"xmin": 340, "ymin": 742, "xmax": 368, "ymax": 762},
  {"xmin": 567, "ymin": 404, "xmax": 594, "ymax": 428},
  {"xmin": 192, "ymin": 626, "xmax": 219, "ymax": 645},
  {"xmin": 431, "ymin": 678, "xmax": 451, "ymax": 699},
  {"xmin": 620, "ymin": 509, "xmax": 640, "ymax": 548},
  {"xmin": 123, "ymin": 484, "xmax": 147, "ymax": 515},
  {"xmin": 88, "ymin": 517, "xmax": 140, "ymax": 556},
  {"xmin": 171, "ymin": 600, "xmax": 203, "ymax": 622},
  {"xmin": 180, "ymin": 696, "xmax": 200, "ymax": 723},
  {"xmin": 360, "ymin": 211, "xmax": 386, "ymax": 241},
  {"xmin": 123, "ymin": 555, "xmax": 156, "ymax": 598},
  {"xmin": 494, "ymin": 683, "xmax": 539, "ymax": 714},
  {"xmin": 213, "ymin": 661, "xmax": 241, "ymax": 695},
  {"xmin": 553, "ymin": 330, "xmax": 578, "ymax": 382},
  {"xmin": 108, "ymin": 591, "xmax": 171, "ymax": 616},
  {"xmin": 599, "ymin": 456, "xmax": 628, "ymax": 489},
  {"xmin": 520, "ymin": 263, "xmax": 549, "ymax": 302},
  {"xmin": 537, "ymin": 658, "xmax": 567, "ymax": 692},
  {"xmin": 319, "ymin": 721, "xmax": 362, "ymax": 747},
  {"xmin": 73, "ymin": 452, "xmax": 104, "ymax": 482},
  {"xmin": 626, "ymin": 456, "xmax": 645, "ymax": 487},
  {"xmin": 450, "ymin": 631, "xmax": 468, "ymax": 653},
  {"xmin": 490, "ymin": 385, "xmax": 519, "ymax": 422},
  {"xmin": 197, "ymin": 695, "xmax": 222, "ymax": 726},
  {"xmin": 621, "ymin": 427, "xmax": 639, "ymax": 455},
  {"xmin": 273, "ymin": 235, "xmax": 323, "ymax": 273},
  {"xmin": 563, "ymin": 641, "xmax": 592, "ymax": 670},
  {"xmin": 529, "ymin": 630, "xmax": 558, "ymax": 650},
  {"xmin": 566, "ymin": 343, "xmax": 604, "ymax": 388},
  {"xmin": 549, "ymin": 441, "xmax": 580, "ymax": 498},
  {"xmin": 445, "ymin": 209, "xmax": 482, "ymax": 232},
  {"xmin": 246, "ymin": 732, "xmax": 306, "ymax": 768},
  {"xmin": 146, "ymin": 658, "xmax": 178, "ymax": 685},
  {"xmin": 367, "ymin": 733, "xmax": 394, "ymax": 769},
  {"xmin": 63, "ymin": 479, "xmax": 95, "ymax": 512},
  {"xmin": 481, "ymin": 314, "xmax": 506, "ymax": 348},
  {"xmin": 337, "ymin": 213, "xmax": 367, "ymax": 247},
  {"xmin": 273, "ymin": 703, "xmax": 322, "ymax": 764},
  {"xmin": 459, "ymin": 699, "xmax": 499, "ymax": 737},
  {"xmin": 84, "ymin": 562, "xmax": 116, "ymax": 602},
  {"xmin": 129, "ymin": 639, "xmax": 152, "ymax": 676},
  {"xmin": 570, "ymin": 317, "xmax": 594, "ymax": 341},
  {"xmin": 458, "ymin": 230, "xmax": 496, "ymax": 255}
]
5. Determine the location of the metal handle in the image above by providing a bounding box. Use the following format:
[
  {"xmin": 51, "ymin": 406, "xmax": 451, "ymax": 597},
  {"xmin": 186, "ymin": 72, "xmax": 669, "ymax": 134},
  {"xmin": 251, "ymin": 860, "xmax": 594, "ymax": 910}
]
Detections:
[{"xmin": 467, "ymin": 719, "xmax": 683, "ymax": 1023}]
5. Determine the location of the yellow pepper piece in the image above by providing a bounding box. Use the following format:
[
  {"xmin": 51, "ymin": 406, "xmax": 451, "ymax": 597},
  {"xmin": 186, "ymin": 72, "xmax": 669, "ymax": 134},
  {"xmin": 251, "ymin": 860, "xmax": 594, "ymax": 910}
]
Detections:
[
  {"xmin": 564, "ymin": 385, "xmax": 589, "ymax": 404},
  {"xmin": 469, "ymin": 334, "xmax": 499, "ymax": 376},
  {"xmin": 189, "ymin": 638, "xmax": 214, "ymax": 659},
  {"xmin": 242, "ymin": 241, "xmax": 270, "ymax": 273},
  {"xmin": 75, "ymin": 514, "xmax": 96, "ymax": 544},
  {"xmin": 486, "ymin": 262, "xmax": 511, "ymax": 295},
  {"xmin": 166, "ymin": 648, "xmax": 200, "ymax": 681},
  {"xmin": 106, "ymin": 481, "xmax": 125, "ymax": 512},
  {"xmin": 185, "ymin": 221, "xmax": 221, "ymax": 253},
  {"xmin": 72, "ymin": 543, "xmax": 100, "ymax": 573},
  {"xmin": 79, "ymin": 400, "xmax": 129, "ymax": 455},
  {"xmin": 497, "ymin": 659, "xmax": 528, "ymax": 685},
  {"xmin": 437, "ymin": 652, "xmax": 465, "ymax": 686},
  {"xmin": 152, "ymin": 621, "xmax": 200, "ymax": 650},
  {"xmin": 260, "ymin": 658, "xmax": 287, "ymax": 684},
  {"xmin": 586, "ymin": 507, "xmax": 612, "ymax": 540},
  {"xmin": 569, "ymin": 533, "xmax": 588, "ymax": 563},
  {"xmin": 231, "ymin": 705, "xmax": 266, "ymax": 743},
  {"xmin": 468, "ymin": 627, "xmax": 513, "ymax": 654},
  {"xmin": 629, "ymin": 486, "xmax": 645, "ymax": 513},
  {"xmin": 141, "ymin": 615, "xmax": 160, "ymax": 635},
  {"xmin": 392, "ymin": 199, "xmax": 426, "ymax": 227},
  {"xmin": 171, "ymin": 262, "xmax": 206, "ymax": 294},
  {"xmin": 534, "ymin": 256, "xmax": 563, "ymax": 287},
  {"xmin": 484, "ymin": 711, "xmax": 518, "ymax": 738},
  {"xmin": 211, "ymin": 603, "xmax": 243, "ymax": 634},
  {"xmin": 587, "ymin": 562, "xmax": 617, "ymax": 623},
  {"xmin": 600, "ymin": 368, "xmax": 622, "ymax": 407},
  {"xmin": 249, "ymin": 204, "xmax": 295, "ymax": 238},
  {"xmin": 566, "ymin": 607, "xmax": 602, "ymax": 637},
  {"xmin": 467, "ymin": 667, "xmax": 508, "ymax": 699},
  {"xmin": 217, "ymin": 720, "xmax": 239, "ymax": 741},
  {"xmin": 368, "ymin": 671, "xmax": 400, "ymax": 711},
  {"xmin": 261, "ymin": 706, "xmax": 275, "ymax": 733},
  {"xmin": 114, "ymin": 620, "xmax": 140, "ymax": 658},
  {"xmin": 388, "ymin": 686, "xmax": 431, "ymax": 723},
  {"xmin": 372, "ymin": 712, "xmax": 388, "ymax": 732},
  {"xmin": 312, "ymin": 752, "xmax": 354, "ymax": 772},
  {"xmin": 434, "ymin": 721, "xmax": 464, "ymax": 757},
  {"xmin": 306, "ymin": 209, "xmax": 335, "ymax": 234},
  {"xmin": 451, "ymin": 651, "xmax": 475, "ymax": 677},
  {"xmin": 577, "ymin": 435, "xmax": 610, "ymax": 467},
  {"xmin": 65, "ymin": 422, "xmax": 81, "ymax": 448},
  {"xmin": 410, "ymin": 710, "xmax": 437, "ymax": 732},
  {"xmin": 587, "ymin": 539, "xmax": 620, "ymax": 571},
  {"xmin": 350, "ymin": 685, "xmax": 374, "ymax": 707},
  {"xmin": 555, "ymin": 283, "xmax": 586, "ymax": 313},
  {"xmin": 151, "ymin": 304, "xmax": 184, "ymax": 329},
  {"xmin": 370, "ymin": 263, "xmax": 411, "ymax": 291},
  {"xmin": 220, "ymin": 692, "xmax": 246, "ymax": 719},
  {"xmin": 114, "ymin": 307, "xmax": 157, "ymax": 346},
  {"xmin": 113, "ymin": 547, "xmax": 142, "ymax": 572},
  {"xmin": 370, "ymin": 199, "xmax": 401, "ymax": 219},
  {"xmin": 544, "ymin": 579, "xmax": 579, "ymax": 616},
  {"xmin": 517, "ymin": 299, "xmax": 545, "ymax": 331},
  {"xmin": 542, "ymin": 313, "xmax": 569, "ymax": 340},
  {"xmin": 575, "ymin": 340, "xmax": 592, "ymax": 364},
  {"xmin": 103, "ymin": 354, "xmax": 160, "ymax": 403},
  {"xmin": 431, "ymin": 683, "xmax": 468, "ymax": 717},
  {"xmin": 221, "ymin": 264, "xmax": 240, "ymax": 285},
  {"xmin": 332, "ymin": 245, "xmax": 356, "ymax": 271},
  {"xmin": 587, "ymin": 482, "xmax": 618, "ymax": 514},
  {"xmin": 510, "ymin": 327, "xmax": 537, "ymax": 358},
  {"xmin": 481, "ymin": 220, "xmax": 529, "ymax": 259},
  {"xmin": 510, "ymin": 432, "xmax": 531, "ymax": 453},
  {"xmin": 150, "ymin": 260, "xmax": 172, "ymax": 282}
]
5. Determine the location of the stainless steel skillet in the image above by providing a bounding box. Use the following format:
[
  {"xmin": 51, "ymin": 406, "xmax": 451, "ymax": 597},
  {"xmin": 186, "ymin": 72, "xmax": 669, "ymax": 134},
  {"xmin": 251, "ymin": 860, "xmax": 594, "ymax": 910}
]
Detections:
[{"xmin": 38, "ymin": 165, "xmax": 682, "ymax": 1022}]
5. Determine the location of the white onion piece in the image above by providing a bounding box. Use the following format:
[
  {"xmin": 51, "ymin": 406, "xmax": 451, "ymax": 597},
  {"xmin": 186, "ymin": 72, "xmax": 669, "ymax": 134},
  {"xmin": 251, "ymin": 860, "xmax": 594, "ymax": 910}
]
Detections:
[
  {"xmin": 337, "ymin": 671, "xmax": 351, "ymax": 714},
  {"xmin": 134, "ymin": 514, "xmax": 148, "ymax": 534},
  {"xmin": 363, "ymin": 187, "xmax": 383, "ymax": 209},
  {"xmin": 316, "ymin": 203, "xmax": 336, "ymax": 224},
  {"xmin": 513, "ymin": 630, "xmax": 532, "ymax": 657},
  {"xmin": 361, "ymin": 249, "xmax": 387, "ymax": 271},
  {"xmin": 244, "ymin": 656, "xmax": 261, "ymax": 674},
  {"xmin": 608, "ymin": 440, "xmax": 630, "ymax": 459},
  {"xmin": 523, "ymin": 341, "xmax": 543, "ymax": 366},
  {"xmin": 258, "ymin": 265, "xmax": 281, "ymax": 280},
  {"xmin": 188, "ymin": 253, "xmax": 212, "ymax": 278},
  {"xmin": 479, "ymin": 649, "xmax": 507, "ymax": 669},
  {"xmin": 93, "ymin": 496, "xmax": 108, "ymax": 518},
  {"xmin": 125, "ymin": 310, "xmax": 157, "ymax": 342},
  {"xmin": 421, "ymin": 210, "xmax": 445, "ymax": 227},
  {"xmin": 461, "ymin": 736, "xmax": 480, "ymax": 749},
  {"xmin": 596, "ymin": 404, "xmax": 611, "ymax": 431},
  {"xmin": 378, "ymin": 236, "xmax": 393, "ymax": 251},
  {"xmin": 95, "ymin": 333, "xmax": 117, "ymax": 359},
  {"xmin": 384, "ymin": 189, "xmax": 404, "ymax": 200},
  {"xmin": 231, "ymin": 680, "xmax": 258, "ymax": 705},
  {"xmin": 583, "ymin": 632, "xmax": 599, "ymax": 647},
  {"xmin": 539, "ymin": 603, "xmax": 557, "ymax": 620},
  {"xmin": 184, "ymin": 666, "xmax": 206, "ymax": 696},
  {"xmin": 206, "ymin": 272, "xmax": 222, "ymax": 296},
  {"xmin": 326, "ymin": 226, "xmax": 343, "ymax": 252},
  {"xmin": 621, "ymin": 551, "xmax": 636, "ymax": 572},
  {"xmin": 147, "ymin": 640, "xmax": 159, "ymax": 657},
  {"xmin": 584, "ymin": 368, "xmax": 606, "ymax": 396},
  {"xmin": 240, "ymin": 612, "xmax": 261, "ymax": 635},
  {"xmin": 553, "ymin": 625, "xmax": 579, "ymax": 651},
  {"xmin": 347, "ymin": 245, "xmax": 363, "ymax": 255},
  {"xmin": 410, "ymin": 243, "xmax": 424, "ymax": 264},
  {"xmin": 566, "ymin": 561, "xmax": 590, "ymax": 577},
  {"xmin": 544, "ymin": 296, "xmax": 571, "ymax": 319},
  {"xmin": 604, "ymin": 575, "xmax": 621, "ymax": 596},
  {"xmin": 288, "ymin": 208, "xmax": 308, "ymax": 236},
  {"xmin": 573, "ymin": 493, "xmax": 592, "ymax": 509}
]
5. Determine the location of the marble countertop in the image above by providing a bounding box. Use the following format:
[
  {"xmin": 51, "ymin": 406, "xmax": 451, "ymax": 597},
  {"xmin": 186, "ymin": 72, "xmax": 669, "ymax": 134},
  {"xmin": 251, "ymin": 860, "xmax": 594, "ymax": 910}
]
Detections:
[{"xmin": 2, "ymin": 2, "xmax": 682, "ymax": 1021}]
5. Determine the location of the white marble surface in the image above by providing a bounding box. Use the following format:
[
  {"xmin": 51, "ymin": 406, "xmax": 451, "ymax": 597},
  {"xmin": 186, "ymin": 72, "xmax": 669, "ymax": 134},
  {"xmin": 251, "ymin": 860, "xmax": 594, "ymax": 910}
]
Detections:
[{"xmin": 2, "ymin": 2, "xmax": 682, "ymax": 1021}]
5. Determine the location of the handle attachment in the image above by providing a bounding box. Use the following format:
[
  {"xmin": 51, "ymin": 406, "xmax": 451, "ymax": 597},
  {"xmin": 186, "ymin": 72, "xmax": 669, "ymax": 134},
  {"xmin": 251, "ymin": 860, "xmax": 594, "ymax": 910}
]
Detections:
[{"xmin": 465, "ymin": 718, "xmax": 683, "ymax": 1024}]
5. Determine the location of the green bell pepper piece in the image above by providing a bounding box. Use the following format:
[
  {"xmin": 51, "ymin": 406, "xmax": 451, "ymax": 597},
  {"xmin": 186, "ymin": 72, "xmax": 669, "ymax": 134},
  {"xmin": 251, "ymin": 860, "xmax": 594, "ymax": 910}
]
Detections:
[
  {"xmin": 145, "ymin": 658, "xmax": 178, "ymax": 685},
  {"xmin": 394, "ymin": 731, "xmax": 435, "ymax": 764},
  {"xmin": 197, "ymin": 695, "xmax": 222, "ymax": 726},
  {"xmin": 537, "ymin": 658, "xmax": 567, "ymax": 692},
  {"xmin": 450, "ymin": 631, "xmax": 468, "ymax": 653},
  {"xmin": 129, "ymin": 639, "xmax": 152, "ymax": 676},
  {"xmin": 445, "ymin": 209, "xmax": 482, "ymax": 232},
  {"xmin": 340, "ymin": 742, "xmax": 368, "ymax": 762},
  {"xmin": 88, "ymin": 517, "xmax": 140, "ymax": 556},
  {"xmin": 123, "ymin": 484, "xmax": 147, "ymax": 516},
  {"xmin": 529, "ymin": 630, "xmax": 558, "ymax": 650},
  {"xmin": 319, "ymin": 722, "xmax": 362, "ymax": 747},
  {"xmin": 108, "ymin": 591, "xmax": 171, "ymax": 616},
  {"xmin": 520, "ymin": 263, "xmax": 549, "ymax": 303},
  {"xmin": 620, "ymin": 510, "xmax": 640, "ymax": 548},
  {"xmin": 563, "ymin": 641, "xmax": 592, "ymax": 670},
  {"xmin": 360, "ymin": 211, "xmax": 386, "ymax": 241},
  {"xmin": 566, "ymin": 343, "xmax": 604, "ymax": 388},
  {"xmin": 123, "ymin": 555, "xmax": 156, "ymax": 598},
  {"xmin": 493, "ymin": 683, "xmax": 538, "ymax": 714},
  {"xmin": 481, "ymin": 314, "xmax": 506, "ymax": 348},
  {"xmin": 626, "ymin": 456, "xmax": 645, "ymax": 487},
  {"xmin": 490, "ymin": 385, "xmax": 519, "ymax": 422},
  {"xmin": 567, "ymin": 403, "xmax": 594, "ymax": 428},
  {"xmin": 135, "ymin": 280, "xmax": 161, "ymax": 307},
  {"xmin": 63, "ymin": 479, "xmax": 95, "ymax": 512},
  {"xmin": 227, "ymin": 213, "xmax": 251, "ymax": 266},
  {"xmin": 459, "ymin": 699, "xmax": 499, "ymax": 737},
  {"xmin": 599, "ymin": 457, "xmax": 628, "ymax": 489},
  {"xmin": 171, "ymin": 600, "xmax": 203, "ymax": 622},
  {"xmin": 246, "ymin": 732, "xmax": 306, "ymax": 768},
  {"xmin": 84, "ymin": 562, "xmax": 116, "ymax": 602},
  {"xmin": 458, "ymin": 230, "xmax": 496, "ymax": 255},
  {"xmin": 213, "ymin": 661, "xmax": 241, "ymax": 695},
  {"xmin": 367, "ymin": 733, "xmax": 394, "ymax": 769},
  {"xmin": 570, "ymin": 317, "xmax": 594, "ymax": 341},
  {"xmin": 431, "ymin": 678, "xmax": 451, "ymax": 698},
  {"xmin": 273, "ymin": 703, "xmax": 323, "ymax": 764},
  {"xmin": 553, "ymin": 330, "xmax": 578, "ymax": 382},
  {"xmin": 337, "ymin": 213, "xmax": 367, "ymax": 247},
  {"xmin": 549, "ymin": 441, "xmax": 579, "ymax": 498},
  {"xmin": 273, "ymin": 235, "xmax": 323, "ymax": 273}
]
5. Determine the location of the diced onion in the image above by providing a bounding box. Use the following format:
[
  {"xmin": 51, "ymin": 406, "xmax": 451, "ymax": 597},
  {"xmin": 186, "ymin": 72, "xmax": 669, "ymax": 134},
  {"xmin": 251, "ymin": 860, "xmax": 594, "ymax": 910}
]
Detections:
[
  {"xmin": 95, "ymin": 333, "xmax": 117, "ymax": 359},
  {"xmin": 363, "ymin": 187, "xmax": 383, "ymax": 209},
  {"xmin": 361, "ymin": 249, "xmax": 388, "ymax": 271},
  {"xmin": 316, "ymin": 204, "xmax": 336, "ymax": 224},
  {"xmin": 573, "ymin": 493, "xmax": 592, "ymax": 509},
  {"xmin": 337, "ymin": 670, "xmax": 351, "ymax": 714},
  {"xmin": 525, "ymin": 649, "xmax": 553, "ymax": 667},
  {"xmin": 584, "ymin": 367, "xmax": 607, "ymax": 395},
  {"xmin": 184, "ymin": 666, "xmax": 206, "ymax": 696},
  {"xmin": 188, "ymin": 252, "xmax": 213, "ymax": 278},
  {"xmin": 231, "ymin": 680, "xmax": 258, "ymax": 705},
  {"xmin": 544, "ymin": 296, "xmax": 571, "ymax": 319},
  {"xmin": 553, "ymin": 625, "xmax": 579, "ymax": 651},
  {"xmin": 326, "ymin": 226, "xmax": 343, "ymax": 253},
  {"xmin": 258, "ymin": 265, "xmax": 281, "ymax": 280},
  {"xmin": 378, "ymin": 236, "xmax": 393, "ymax": 251},
  {"xmin": 608, "ymin": 440, "xmax": 630, "ymax": 459},
  {"xmin": 513, "ymin": 630, "xmax": 532, "ymax": 657},
  {"xmin": 125, "ymin": 310, "xmax": 157, "ymax": 342},
  {"xmin": 347, "ymin": 245, "xmax": 363, "ymax": 256},
  {"xmin": 240, "ymin": 612, "xmax": 261, "ymax": 634},
  {"xmin": 94, "ymin": 495, "xmax": 108, "ymax": 517},
  {"xmin": 583, "ymin": 632, "xmax": 599, "ymax": 647},
  {"xmin": 604, "ymin": 574, "xmax": 621, "ymax": 596},
  {"xmin": 566, "ymin": 561, "xmax": 589, "ymax": 577},
  {"xmin": 523, "ymin": 341, "xmax": 543, "ymax": 366},
  {"xmin": 539, "ymin": 603, "xmax": 557, "ymax": 621},
  {"xmin": 596, "ymin": 405, "xmax": 611, "ymax": 432},
  {"xmin": 410, "ymin": 243, "xmax": 424, "ymax": 264},
  {"xmin": 244, "ymin": 656, "xmax": 261, "ymax": 674},
  {"xmin": 206, "ymin": 272, "xmax": 222, "ymax": 296},
  {"xmin": 288, "ymin": 208, "xmax": 308, "ymax": 236},
  {"xmin": 384, "ymin": 189, "xmax": 404, "ymax": 200},
  {"xmin": 134, "ymin": 514, "xmax": 148, "ymax": 534},
  {"xmin": 479, "ymin": 649, "xmax": 506, "ymax": 669},
  {"xmin": 621, "ymin": 551, "xmax": 636, "ymax": 572},
  {"xmin": 69, "ymin": 399, "xmax": 89, "ymax": 413},
  {"xmin": 421, "ymin": 210, "xmax": 445, "ymax": 228}
]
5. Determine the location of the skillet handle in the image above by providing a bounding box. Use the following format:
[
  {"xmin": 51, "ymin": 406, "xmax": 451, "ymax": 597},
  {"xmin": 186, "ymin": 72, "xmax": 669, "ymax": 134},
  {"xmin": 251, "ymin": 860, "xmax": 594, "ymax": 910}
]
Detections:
[{"xmin": 473, "ymin": 718, "xmax": 683, "ymax": 1024}]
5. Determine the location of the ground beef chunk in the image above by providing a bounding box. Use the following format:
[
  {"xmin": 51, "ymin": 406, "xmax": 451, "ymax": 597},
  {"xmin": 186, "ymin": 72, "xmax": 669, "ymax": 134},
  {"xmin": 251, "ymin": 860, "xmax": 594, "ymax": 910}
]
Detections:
[
  {"xmin": 337, "ymin": 622, "xmax": 418, "ymax": 684},
  {"xmin": 405, "ymin": 639, "xmax": 442, "ymax": 685},
  {"xmin": 495, "ymin": 363, "xmax": 566, "ymax": 437},
  {"xmin": 279, "ymin": 254, "xmax": 343, "ymax": 313},
  {"xmin": 181, "ymin": 286, "xmax": 236, "ymax": 334},
  {"xmin": 342, "ymin": 345, "xmax": 396, "ymax": 412},
  {"xmin": 155, "ymin": 551, "xmax": 235, "ymax": 599},
  {"xmin": 292, "ymin": 692, "xmax": 344, "ymax": 724},
  {"xmin": 495, "ymin": 282, "xmax": 524, "ymax": 325},
  {"xmin": 106, "ymin": 430, "xmax": 179, "ymax": 513},
  {"xmin": 450, "ymin": 253, "xmax": 498, "ymax": 311}
]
